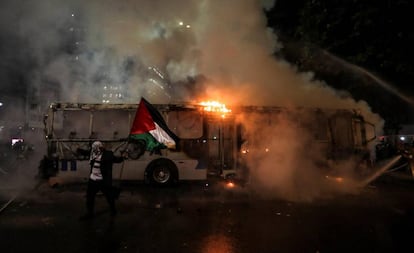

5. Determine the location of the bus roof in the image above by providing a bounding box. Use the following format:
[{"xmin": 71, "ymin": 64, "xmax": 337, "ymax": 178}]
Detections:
[{"xmin": 48, "ymin": 102, "xmax": 362, "ymax": 117}]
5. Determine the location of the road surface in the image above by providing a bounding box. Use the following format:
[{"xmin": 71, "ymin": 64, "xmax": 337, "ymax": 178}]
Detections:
[{"xmin": 1, "ymin": 172, "xmax": 414, "ymax": 253}]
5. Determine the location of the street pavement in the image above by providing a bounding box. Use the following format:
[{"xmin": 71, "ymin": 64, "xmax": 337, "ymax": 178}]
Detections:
[{"xmin": 1, "ymin": 172, "xmax": 414, "ymax": 253}]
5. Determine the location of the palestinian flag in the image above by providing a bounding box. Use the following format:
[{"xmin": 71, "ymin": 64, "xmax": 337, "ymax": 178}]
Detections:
[{"xmin": 129, "ymin": 98, "xmax": 179, "ymax": 152}]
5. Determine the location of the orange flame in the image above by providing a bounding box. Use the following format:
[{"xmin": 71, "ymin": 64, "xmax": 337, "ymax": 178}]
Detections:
[{"xmin": 199, "ymin": 101, "xmax": 231, "ymax": 118}]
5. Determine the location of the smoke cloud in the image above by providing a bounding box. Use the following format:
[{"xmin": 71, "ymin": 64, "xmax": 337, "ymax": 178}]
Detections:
[{"xmin": 0, "ymin": 0, "xmax": 383, "ymax": 200}]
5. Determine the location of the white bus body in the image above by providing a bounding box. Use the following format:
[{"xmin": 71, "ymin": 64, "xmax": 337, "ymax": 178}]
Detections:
[
  {"xmin": 41, "ymin": 102, "xmax": 376, "ymax": 186},
  {"xmin": 42, "ymin": 102, "xmax": 237, "ymax": 185}
]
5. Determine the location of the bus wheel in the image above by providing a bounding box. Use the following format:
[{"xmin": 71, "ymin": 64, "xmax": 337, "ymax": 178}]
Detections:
[{"xmin": 146, "ymin": 159, "xmax": 178, "ymax": 186}]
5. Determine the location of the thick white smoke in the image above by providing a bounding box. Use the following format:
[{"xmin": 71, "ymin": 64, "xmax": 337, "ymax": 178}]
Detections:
[
  {"xmin": 0, "ymin": 0, "xmax": 384, "ymax": 116},
  {"xmin": 0, "ymin": 0, "xmax": 384, "ymax": 200}
]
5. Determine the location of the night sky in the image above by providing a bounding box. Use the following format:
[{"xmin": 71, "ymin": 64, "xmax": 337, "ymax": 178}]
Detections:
[
  {"xmin": 267, "ymin": 0, "xmax": 414, "ymax": 126},
  {"xmin": 0, "ymin": 0, "xmax": 413, "ymax": 132}
]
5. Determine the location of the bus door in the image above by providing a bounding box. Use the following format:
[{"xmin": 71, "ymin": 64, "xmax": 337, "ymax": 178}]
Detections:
[
  {"xmin": 206, "ymin": 116, "xmax": 236, "ymax": 176},
  {"xmin": 329, "ymin": 112, "xmax": 354, "ymax": 160}
]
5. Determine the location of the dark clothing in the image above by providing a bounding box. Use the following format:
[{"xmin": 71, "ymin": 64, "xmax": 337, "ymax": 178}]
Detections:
[
  {"xmin": 85, "ymin": 150, "xmax": 124, "ymax": 216},
  {"xmin": 86, "ymin": 179, "xmax": 116, "ymax": 215},
  {"xmin": 86, "ymin": 179, "xmax": 117, "ymax": 215},
  {"xmin": 90, "ymin": 150, "xmax": 124, "ymax": 186}
]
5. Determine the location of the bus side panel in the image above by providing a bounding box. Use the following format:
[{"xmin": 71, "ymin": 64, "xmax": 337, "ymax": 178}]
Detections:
[
  {"xmin": 118, "ymin": 159, "xmax": 204, "ymax": 180},
  {"xmin": 115, "ymin": 160, "xmax": 147, "ymax": 180},
  {"xmin": 50, "ymin": 160, "xmax": 90, "ymax": 184},
  {"xmin": 50, "ymin": 152, "xmax": 204, "ymax": 183},
  {"xmin": 176, "ymin": 160, "xmax": 206, "ymax": 180}
]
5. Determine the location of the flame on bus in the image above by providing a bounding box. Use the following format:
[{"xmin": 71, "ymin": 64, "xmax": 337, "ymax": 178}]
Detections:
[{"xmin": 199, "ymin": 101, "xmax": 231, "ymax": 118}]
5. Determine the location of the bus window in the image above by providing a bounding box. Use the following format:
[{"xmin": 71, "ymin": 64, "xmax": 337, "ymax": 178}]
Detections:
[
  {"xmin": 54, "ymin": 110, "xmax": 91, "ymax": 138},
  {"xmin": 168, "ymin": 110, "xmax": 203, "ymax": 139},
  {"xmin": 330, "ymin": 113, "xmax": 353, "ymax": 148},
  {"xmin": 313, "ymin": 111, "xmax": 329, "ymax": 141},
  {"xmin": 353, "ymin": 120, "xmax": 364, "ymax": 146},
  {"xmin": 92, "ymin": 110, "xmax": 130, "ymax": 139}
]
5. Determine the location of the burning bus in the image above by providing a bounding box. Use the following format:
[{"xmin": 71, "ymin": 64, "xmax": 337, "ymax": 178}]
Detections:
[
  {"xmin": 40, "ymin": 100, "xmax": 376, "ymax": 186},
  {"xmin": 40, "ymin": 100, "xmax": 237, "ymax": 186}
]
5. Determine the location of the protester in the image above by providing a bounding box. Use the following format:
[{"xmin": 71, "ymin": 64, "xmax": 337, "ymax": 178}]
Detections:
[{"xmin": 80, "ymin": 141, "xmax": 126, "ymax": 220}]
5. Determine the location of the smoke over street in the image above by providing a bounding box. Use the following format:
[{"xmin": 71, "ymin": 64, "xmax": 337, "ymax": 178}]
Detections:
[
  {"xmin": 0, "ymin": 1, "xmax": 383, "ymax": 110},
  {"xmin": 0, "ymin": 0, "xmax": 384, "ymax": 200}
]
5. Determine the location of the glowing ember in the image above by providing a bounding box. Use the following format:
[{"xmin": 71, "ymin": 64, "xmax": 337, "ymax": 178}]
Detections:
[
  {"xmin": 325, "ymin": 175, "xmax": 344, "ymax": 183},
  {"xmin": 335, "ymin": 177, "xmax": 344, "ymax": 183},
  {"xmin": 226, "ymin": 182, "xmax": 235, "ymax": 188},
  {"xmin": 241, "ymin": 149, "xmax": 249, "ymax": 154}
]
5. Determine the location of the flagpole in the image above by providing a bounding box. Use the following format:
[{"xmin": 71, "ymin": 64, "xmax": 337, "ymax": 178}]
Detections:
[{"xmin": 119, "ymin": 160, "xmax": 125, "ymax": 181}]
